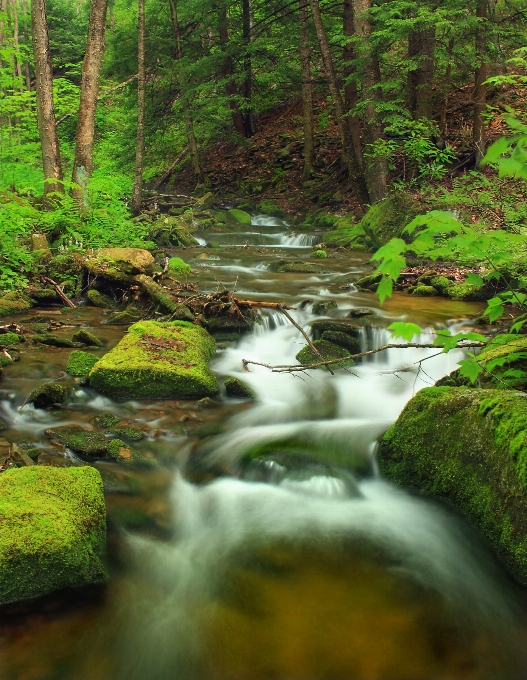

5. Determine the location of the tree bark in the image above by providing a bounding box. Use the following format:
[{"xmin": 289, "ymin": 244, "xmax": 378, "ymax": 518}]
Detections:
[
  {"xmin": 473, "ymin": 0, "xmax": 487, "ymax": 165},
  {"xmin": 218, "ymin": 5, "xmax": 246, "ymax": 137},
  {"xmin": 299, "ymin": 0, "xmax": 314, "ymax": 181},
  {"xmin": 168, "ymin": 0, "xmax": 203, "ymax": 185},
  {"xmin": 131, "ymin": 0, "xmax": 145, "ymax": 216},
  {"xmin": 11, "ymin": 0, "xmax": 23, "ymax": 85},
  {"xmin": 343, "ymin": 0, "xmax": 362, "ymax": 164},
  {"xmin": 438, "ymin": 36, "xmax": 454, "ymax": 149},
  {"xmin": 354, "ymin": 0, "xmax": 387, "ymax": 202},
  {"xmin": 31, "ymin": 0, "xmax": 63, "ymax": 200},
  {"xmin": 406, "ymin": 26, "xmax": 435, "ymax": 119},
  {"xmin": 71, "ymin": 0, "xmax": 109, "ymax": 206},
  {"xmin": 242, "ymin": 0, "xmax": 255, "ymax": 137},
  {"xmin": 309, "ymin": 0, "xmax": 370, "ymax": 208}
]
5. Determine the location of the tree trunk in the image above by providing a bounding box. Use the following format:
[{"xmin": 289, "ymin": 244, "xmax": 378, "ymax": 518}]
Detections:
[
  {"xmin": 168, "ymin": 0, "xmax": 203, "ymax": 185},
  {"xmin": 218, "ymin": 5, "xmax": 246, "ymax": 136},
  {"xmin": 354, "ymin": 0, "xmax": 386, "ymax": 202},
  {"xmin": 242, "ymin": 0, "xmax": 255, "ymax": 137},
  {"xmin": 438, "ymin": 37, "xmax": 454, "ymax": 149},
  {"xmin": 309, "ymin": 0, "xmax": 370, "ymax": 208},
  {"xmin": 299, "ymin": 0, "xmax": 314, "ymax": 181},
  {"xmin": 473, "ymin": 0, "xmax": 487, "ymax": 165},
  {"xmin": 71, "ymin": 0, "xmax": 109, "ymax": 206},
  {"xmin": 406, "ymin": 26, "xmax": 435, "ymax": 119},
  {"xmin": 11, "ymin": 0, "xmax": 23, "ymax": 85},
  {"xmin": 31, "ymin": 0, "xmax": 63, "ymax": 200},
  {"xmin": 343, "ymin": 0, "xmax": 362, "ymax": 163},
  {"xmin": 131, "ymin": 0, "xmax": 145, "ymax": 216}
]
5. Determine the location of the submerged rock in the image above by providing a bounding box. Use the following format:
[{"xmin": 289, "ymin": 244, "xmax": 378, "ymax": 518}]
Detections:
[
  {"xmin": 348, "ymin": 308, "xmax": 374, "ymax": 318},
  {"xmin": 0, "ymin": 466, "xmax": 106, "ymax": 606},
  {"xmin": 45, "ymin": 426, "xmax": 108, "ymax": 456},
  {"xmin": 107, "ymin": 438, "xmax": 145, "ymax": 464},
  {"xmin": 34, "ymin": 333, "xmax": 76, "ymax": 348},
  {"xmin": 312, "ymin": 299, "xmax": 338, "ymax": 315},
  {"xmin": 90, "ymin": 320, "xmax": 219, "ymax": 400},
  {"xmin": 269, "ymin": 259, "xmax": 325, "ymax": 274},
  {"xmin": 93, "ymin": 412, "xmax": 120, "ymax": 428},
  {"xmin": 27, "ymin": 382, "xmax": 68, "ymax": 409},
  {"xmin": 104, "ymin": 308, "xmax": 142, "ymax": 325},
  {"xmin": 378, "ymin": 386, "xmax": 527, "ymax": 585},
  {"xmin": 66, "ymin": 350, "xmax": 99, "ymax": 377},
  {"xmin": 295, "ymin": 340, "xmax": 354, "ymax": 369},
  {"xmin": 224, "ymin": 377, "xmax": 255, "ymax": 399}
]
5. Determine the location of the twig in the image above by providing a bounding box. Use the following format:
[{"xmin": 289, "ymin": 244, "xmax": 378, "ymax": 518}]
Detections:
[
  {"xmin": 40, "ymin": 276, "xmax": 76, "ymax": 308},
  {"xmin": 278, "ymin": 305, "xmax": 334, "ymax": 375}
]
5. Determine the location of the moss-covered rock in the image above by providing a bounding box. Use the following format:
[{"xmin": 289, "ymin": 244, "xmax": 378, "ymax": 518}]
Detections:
[
  {"xmin": 167, "ymin": 257, "xmax": 192, "ymax": 275},
  {"xmin": 66, "ymin": 350, "xmax": 100, "ymax": 377},
  {"xmin": 93, "ymin": 411, "xmax": 120, "ymax": 428},
  {"xmin": 226, "ymin": 209, "xmax": 252, "ymax": 225},
  {"xmin": 354, "ymin": 273, "xmax": 382, "ymax": 292},
  {"xmin": 27, "ymin": 382, "xmax": 68, "ymax": 409},
  {"xmin": 195, "ymin": 192, "xmax": 215, "ymax": 211},
  {"xmin": 0, "ymin": 291, "xmax": 32, "ymax": 318},
  {"xmin": 447, "ymin": 282, "xmax": 487, "ymax": 301},
  {"xmin": 205, "ymin": 316, "xmax": 254, "ymax": 335},
  {"xmin": 107, "ymin": 438, "xmax": 146, "ymax": 464},
  {"xmin": 312, "ymin": 249, "xmax": 327, "ymax": 259},
  {"xmin": 224, "ymin": 377, "xmax": 255, "ymax": 399},
  {"xmin": 269, "ymin": 260, "xmax": 325, "ymax": 274},
  {"xmin": 378, "ymin": 387, "xmax": 527, "ymax": 585},
  {"xmin": 312, "ymin": 300, "xmax": 338, "ymax": 315},
  {"xmin": 97, "ymin": 248, "xmax": 155, "ymax": 276},
  {"xmin": 0, "ymin": 466, "xmax": 106, "ymax": 606},
  {"xmin": 321, "ymin": 330, "xmax": 361, "ymax": 354},
  {"xmin": 104, "ymin": 308, "xmax": 141, "ymax": 325},
  {"xmin": 0, "ymin": 332, "xmax": 20, "ymax": 346},
  {"xmin": 429, "ymin": 275, "xmax": 452, "ymax": 295},
  {"xmin": 45, "ymin": 426, "xmax": 108, "ymax": 456},
  {"xmin": 295, "ymin": 339, "xmax": 354, "ymax": 369},
  {"xmin": 310, "ymin": 319, "xmax": 363, "ymax": 340},
  {"xmin": 86, "ymin": 289, "xmax": 117, "ymax": 309},
  {"xmin": 105, "ymin": 426, "xmax": 146, "ymax": 441},
  {"xmin": 411, "ymin": 285, "xmax": 437, "ymax": 297},
  {"xmin": 72, "ymin": 329, "xmax": 103, "ymax": 347},
  {"xmin": 359, "ymin": 193, "xmax": 421, "ymax": 249},
  {"xmin": 90, "ymin": 320, "xmax": 219, "ymax": 400},
  {"xmin": 34, "ymin": 334, "xmax": 76, "ymax": 348}
]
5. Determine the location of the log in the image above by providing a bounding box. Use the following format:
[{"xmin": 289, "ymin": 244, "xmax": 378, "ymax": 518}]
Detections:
[
  {"xmin": 135, "ymin": 274, "xmax": 192, "ymax": 317},
  {"xmin": 234, "ymin": 298, "xmax": 296, "ymax": 310},
  {"xmin": 40, "ymin": 276, "xmax": 76, "ymax": 308}
]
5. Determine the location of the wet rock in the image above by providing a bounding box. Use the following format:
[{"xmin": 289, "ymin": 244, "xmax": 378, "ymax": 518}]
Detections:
[
  {"xmin": 378, "ymin": 386, "xmax": 527, "ymax": 585},
  {"xmin": 205, "ymin": 316, "xmax": 254, "ymax": 335},
  {"xmin": 447, "ymin": 282, "xmax": 487, "ymax": 301},
  {"xmin": 27, "ymin": 382, "xmax": 68, "ymax": 409},
  {"xmin": 104, "ymin": 308, "xmax": 142, "ymax": 325},
  {"xmin": 0, "ymin": 332, "xmax": 20, "ymax": 346},
  {"xmin": 312, "ymin": 300, "xmax": 338, "ymax": 315},
  {"xmin": 347, "ymin": 308, "xmax": 374, "ymax": 318},
  {"xmin": 105, "ymin": 426, "xmax": 146, "ymax": 441},
  {"xmin": 135, "ymin": 274, "xmax": 194, "ymax": 320},
  {"xmin": 196, "ymin": 397, "xmax": 219, "ymax": 408},
  {"xmin": 11, "ymin": 443, "xmax": 35, "ymax": 467},
  {"xmin": 256, "ymin": 199, "xmax": 287, "ymax": 218},
  {"xmin": 167, "ymin": 257, "xmax": 192, "ymax": 276},
  {"xmin": 72, "ymin": 329, "xmax": 104, "ymax": 347},
  {"xmin": 312, "ymin": 249, "xmax": 327, "ymax": 259},
  {"xmin": 295, "ymin": 340, "xmax": 354, "ymax": 369},
  {"xmin": 269, "ymin": 259, "xmax": 325, "ymax": 274},
  {"xmin": 90, "ymin": 320, "xmax": 219, "ymax": 400},
  {"xmin": 66, "ymin": 350, "xmax": 99, "ymax": 377},
  {"xmin": 429, "ymin": 275, "xmax": 452, "ymax": 296},
  {"xmin": 224, "ymin": 377, "xmax": 255, "ymax": 399},
  {"xmin": 97, "ymin": 247, "xmax": 155, "ymax": 276},
  {"xmin": 93, "ymin": 412, "xmax": 120, "ymax": 428},
  {"xmin": 354, "ymin": 273, "xmax": 382, "ymax": 292},
  {"xmin": 321, "ymin": 330, "xmax": 361, "ymax": 354},
  {"xmin": 359, "ymin": 193, "xmax": 421, "ymax": 248},
  {"xmin": 0, "ymin": 291, "xmax": 32, "ymax": 318},
  {"xmin": 411, "ymin": 285, "xmax": 437, "ymax": 297},
  {"xmin": 34, "ymin": 333, "xmax": 76, "ymax": 348},
  {"xmin": 107, "ymin": 438, "xmax": 144, "ymax": 464},
  {"xmin": 0, "ymin": 466, "xmax": 106, "ymax": 606},
  {"xmin": 226, "ymin": 208, "xmax": 251, "ymax": 226},
  {"xmin": 310, "ymin": 319, "xmax": 363, "ymax": 340},
  {"xmin": 86, "ymin": 289, "xmax": 117, "ymax": 309},
  {"xmin": 195, "ymin": 192, "xmax": 215, "ymax": 210},
  {"xmin": 44, "ymin": 425, "xmax": 108, "ymax": 456}
]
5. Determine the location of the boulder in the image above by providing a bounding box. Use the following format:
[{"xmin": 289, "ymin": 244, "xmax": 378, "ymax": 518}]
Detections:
[
  {"xmin": 66, "ymin": 350, "xmax": 100, "ymax": 377},
  {"xmin": 72, "ymin": 329, "xmax": 104, "ymax": 347},
  {"xmin": 359, "ymin": 193, "xmax": 421, "ymax": 248},
  {"xmin": 312, "ymin": 300, "xmax": 338, "ymax": 315},
  {"xmin": 226, "ymin": 209, "xmax": 252, "ymax": 226},
  {"xmin": 34, "ymin": 334, "xmax": 76, "ymax": 348},
  {"xmin": 411, "ymin": 285, "xmax": 437, "ymax": 297},
  {"xmin": 295, "ymin": 340, "xmax": 354, "ymax": 369},
  {"xmin": 378, "ymin": 387, "xmax": 527, "ymax": 585},
  {"xmin": 27, "ymin": 382, "xmax": 68, "ymax": 409},
  {"xmin": 0, "ymin": 291, "xmax": 32, "ymax": 318},
  {"xmin": 321, "ymin": 330, "xmax": 361, "ymax": 354},
  {"xmin": 269, "ymin": 260, "xmax": 325, "ymax": 274},
  {"xmin": 0, "ymin": 466, "xmax": 106, "ymax": 606},
  {"xmin": 86, "ymin": 289, "xmax": 117, "ymax": 309},
  {"xmin": 89, "ymin": 320, "xmax": 219, "ymax": 400},
  {"xmin": 167, "ymin": 257, "xmax": 192, "ymax": 276},
  {"xmin": 45, "ymin": 425, "xmax": 108, "ymax": 456},
  {"xmin": 224, "ymin": 377, "xmax": 255, "ymax": 399},
  {"xmin": 103, "ymin": 308, "xmax": 142, "ymax": 325},
  {"xmin": 310, "ymin": 319, "xmax": 363, "ymax": 340},
  {"xmin": 97, "ymin": 248, "xmax": 155, "ymax": 276},
  {"xmin": 195, "ymin": 192, "xmax": 215, "ymax": 210}
]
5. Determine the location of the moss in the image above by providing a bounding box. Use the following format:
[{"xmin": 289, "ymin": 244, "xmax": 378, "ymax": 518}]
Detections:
[
  {"xmin": 310, "ymin": 320, "xmax": 362, "ymax": 340},
  {"xmin": 411, "ymin": 285, "xmax": 437, "ymax": 297},
  {"xmin": 34, "ymin": 334, "xmax": 75, "ymax": 348},
  {"xmin": 430, "ymin": 275, "xmax": 452, "ymax": 295},
  {"xmin": 359, "ymin": 193, "xmax": 420, "ymax": 248},
  {"xmin": 66, "ymin": 350, "xmax": 100, "ymax": 377},
  {"xmin": 45, "ymin": 426, "xmax": 108, "ymax": 456},
  {"xmin": 47, "ymin": 254, "xmax": 84, "ymax": 298},
  {"xmin": 104, "ymin": 308, "xmax": 141, "ymax": 325},
  {"xmin": 86, "ymin": 289, "xmax": 116, "ymax": 309},
  {"xmin": 90, "ymin": 320, "xmax": 219, "ymax": 400},
  {"xmin": 107, "ymin": 438, "xmax": 144, "ymax": 464},
  {"xmin": 167, "ymin": 257, "xmax": 192, "ymax": 275},
  {"xmin": 93, "ymin": 412, "xmax": 120, "ymax": 428},
  {"xmin": 105, "ymin": 426, "xmax": 146, "ymax": 441},
  {"xmin": 295, "ymin": 339, "xmax": 354, "ymax": 369},
  {"xmin": 354, "ymin": 273, "xmax": 382, "ymax": 292},
  {"xmin": 378, "ymin": 387, "xmax": 527, "ymax": 584},
  {"xmin": 72, "ymin": 330, "xmax": 104, "ymax": 347},
  {"xmin": 257, "ymin": 199, "xmax": 287, "ymax": 218},
  {"xmin": 0, "ymin": 419, "xmax": 7, "ymax": 432},
  {"xmin": 1, "ymin": 332, "xmax": 20, "ymax": 346},
  {"xmin": 224, "ymin": 377, "xmax": 255, "ymax": 399},
  {"xmin": 312, "ymin": 300, "xmax": 338, "ymax": 315},
  {"xmin": 0, "ymin": 291, "xmax": 31, "ymax": 318},
  {"xmin": 0, "ymin": 466, "xmax": 106, "ymax": 606},
  {"xmin": 447, "ymin": 282, "xmax": 487, "ymax": 301},
  {"xmin": 27, "ymin": 382, "xmax": 68, "ymax": 409},
  {"xmin": 226, "ymin": 208, "xmax": 252, "ymax": 225},
  {"xmin": 312, "ymin": 249, "xmax": 327, "ymax": 259},
  {"xmin": 276, "ymin": 261, "xmax": 324, "ymax": 274},
  {"xmin": 321, "ymin": 330, "xmax": 361, "ymax": 354}
]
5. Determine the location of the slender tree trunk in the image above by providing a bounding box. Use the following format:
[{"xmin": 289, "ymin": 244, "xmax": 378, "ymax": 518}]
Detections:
[
  {"xmin": 299, "ymin": 0, "xmax": 314, "ymax": 181},
  {"xmin": 309, "ymin": 0, "xmax": 370, "ymax": 208},
  {"xmin": 218, "ymin": 5, "xmax": 246, "ymax": 136},
  {"xmin": 20, "ymin": 0, "xmax": 32, "ymax": 90},
  {"xmin": 131, "ymin": 0, "xmax": 145, "ymax": 216},
  {"xmin": 242, "ymin": 0, "xmax": 255, "ymax": 136},
  {"xmin": 168, "ymin": 0, "xmax": 203, "ymax": 184},
  {"xmin": 438, "ymin": 37, "xmax": 454, "ymax": 149},
  {"xmin": 473, "ymin": 0, "xmax": 487, "ymax": 165},
  {"xmin": 406, "ymin": 26, "xmax": 435, "ymax": 119},
  {"xmin": 11, "ymin": 0, "xmax": 23, "ymax": 85},
  {"xmin": 71, "ymin": 0, "xmax": 109, "ymax": 205},
  {"xmin": 0, "ymin": 0, "xmax": 7, "ymax": 73},
  {"xmin": 354, "ymin": 0, "xmax": 386, "ymax": 202},
  {"xmin": 343, "ymin": 0, "xmax": 362, "ymax": 163},
  {"xmin": 31, "ymin": 0, "xmax": 63, "ymax": 200}
]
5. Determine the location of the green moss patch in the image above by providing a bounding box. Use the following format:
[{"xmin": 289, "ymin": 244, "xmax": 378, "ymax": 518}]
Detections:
[
  {"xmin": 310, "ymin": 319, "xmax": 363, "ymax": 340},
  {"xmin": 72, "ymin": 330, "xmax": 103, "ymax": 347},
  {"xmin": 34, "ymin": 334, "xmax": 76, "ymax": 348},
  {"xmin": 93, "ymin": 412, "xmax": 120, "ymax": 428},
  {"xmin": 66, "ymin": 350, "xmax": 100, "ymax": 377},
  {"xmin": 0, "ymin": 291, "xmax": 32, "ymax": 318},
  {"xmin": 0, "ymin": 332, "xmax": 20, "ymax": 346},
  {"xmin": 86, "ymin": 289, "xmax": 117, "ymax": 309},
  {"xmin": 90, "ymin": 320, "xmax": 219, "ymax": 400},
  {"xmin": 359, "ymin": 193, "xmax": 421, "ymax": 248},
  {"xmin": 45, "ymin": 426, "xmax": 108, "ymax": 456},
  {"xmin": 226, "ymin": 209, "xmax": 252, "ymax": 225},
  {"xmin": 167, "ymin": 257, "xmax": 192, "ymax": 275},
  {"xmin": 411, "ymin": 285, "xmax": 437, "ymax": 297},
  {"xmin": 0, "ymin": 466, "xmax": 106, "ymax": 606},
  {"xmin": 27, "ymin": 382, "xmax": 68, "ymax": 409},
  {"xmin": 321, "ymin": 330, "xmax": 361, "ymax": 354},
  {"xmin": 105, "ymin": 426, "xmax": 146, "ymax": 441},
  {"xmin": 107, "ymin": 439, "xmax": 145, "ymax": 464}
]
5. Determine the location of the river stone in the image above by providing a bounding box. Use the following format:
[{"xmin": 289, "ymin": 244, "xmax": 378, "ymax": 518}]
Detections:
[
  {"xmin": 0, "ymin": 466, "xmax": 106, "ymax": 606},
  {"xmin": 89, "ymin": 320, "xmax": 219, "ymax": 400},
  {"xmin": 86, "ymin": 289, "xmax": 117, "ymax": 309},
  {"xmin": 226, "ymin": 209, "xmax": 251, "ymax": 226},
  {"xmin": 27, "ymin": 382, "xmax": 68, "ymax": 409},
  {"xmin": 312, "ymin": 300, "xmax": 338, "ymax": 315},
  {"xmin": 224, "ymin": 377, "xmax": 255, "ymax": 399},
  {"xmin": 34, "ymin": 334, "xmax": 76, "ymax": 348},
  {"xmin": 347, "ymin": 308, "xmax": 374, "ymax": 318},
  {"xmin": 295, "ymin": 340, "xmax": 354, "ymax": 369},
  {"xmin": 310, "ymin": 319, "xmax": 363, "ymax": 340},
  {"xmin": 66, "ymin": 350, "xmax": 100, "ymax": 377},
  {"xmin": 45, "ymin": 426, "xmax": 109, "ymax": 456},
  {"xmin": 105, "ymin": 426, "xmax": 146, "ymax": 441},
  {"xmin": 321, "ymin": 330, "xmax": 361, "ymax": 354},
  {"xmin": 195, "ymin": 192, "xmax": 215, "ymax": 210},
  {"xmin": 72, "ymin": 329, "xmax": 104, "ymax": 347},
  {"xmin": 97, "ymin": 248, "xmax": 155, "ymax": 276},
  {"xmin": 103, "ymin": 308, "xmax": 142, "ymax": 325},
  {"xmin": 378, "ymin": 386, "xmax": 527, "ymax": 585}
]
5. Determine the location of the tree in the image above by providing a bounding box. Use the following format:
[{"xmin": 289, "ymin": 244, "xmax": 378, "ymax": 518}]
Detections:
[
  {"xmin": 31, "ymin": 0, "xmax": 63, "ymax": 201},
  {"xmin": 131, "ymin": 0, "xmax": 145, "ymax": 215},
  {"xmin": 71, "ymin": 0, "xmax": 109, "ymax": 205},
  {"xmin": 473, "ymin": 0, "xmax": 487, "ymax": 165},
  {"xmin": 299, "ymin": 0, "xmax": 314, "ymax": 181}
]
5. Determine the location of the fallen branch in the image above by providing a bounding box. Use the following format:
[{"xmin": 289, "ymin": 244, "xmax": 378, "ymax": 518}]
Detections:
[
  {"xmin": 278, "ymin": 305, "xmax": 334, "ymax": 375},
  {"xmin": 153, "ymin": 147, "xmax": 190, "ymax": 191},
  {"xmin": 234, "ymin": 298, "xmax": 296, "ymax": 310},
  {"xmin": 40, "ymin": 276, "xmax": 76, "ymax": 308},
  {"xmin": 242, "ymin": 341, "xmax": 486, "ymax": 373}
]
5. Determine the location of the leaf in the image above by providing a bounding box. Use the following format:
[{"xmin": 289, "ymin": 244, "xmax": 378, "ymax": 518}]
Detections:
[
  {"xmin": 465, "ymin": 273, "xmax": 483, "ymax": 288},
  {"xmin": 458, "ymin": 358, "xmax": 483, "ymax": 384},
  {"xmin": 376, "ymin": 275, "xmax": 393, "ymax": 305},
  {"xmin": 387, "ymin": 322, "xmax": 421, "ymax": 341},
  {"xmin": 481, "ymin": 137, "xmax": 512, "ymax": 165}
]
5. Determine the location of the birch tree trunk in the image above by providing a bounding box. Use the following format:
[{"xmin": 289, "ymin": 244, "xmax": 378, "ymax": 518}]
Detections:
[
  {"xmin": 131, "ymin": 0, "xmax": 145, "ymax": 216},
  {"xmin": 299, "ymin": 0, "xmax": 314, "ymax": 181},
  {"xmin": 473, "ymin": 0, "xmax": 487, "ymax": 165},
  {"xmin": 71, "ymin": 0, "xmax": 109, "ymax": 205},
  {"xmin": 31, "ymin": 0, "xmax": 63, "ymax": 201}
]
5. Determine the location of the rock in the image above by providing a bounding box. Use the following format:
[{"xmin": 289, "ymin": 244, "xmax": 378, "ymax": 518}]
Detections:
[
  {"xmin": 31, "ymin": 233, "xmax": 51, "ymax": 253},
  {"xmin": 429, "ymin": 275, "xmax": 452, "ymax": 295},
  {"xmin": 27, "ymin": 382, "xmax": 68, "ymax": 409},
  {"xmin": 105, "ymin": 426, "xmax": 146, "ymax": 441},
  {"xmin": 257, "ymin": 199, "xmax": 287, "ymax": 218},
  {"xmin": 312, "ymin": 249, "xmax": 327, "ymax": 259},
  {"xmin": 167, "ymin": 257, "xmax": 192, "ymax": 275},
  {"xmin": 66, "ymin": 350, "xmax": 100, "ymax": 377},
  {"xmin": 0, "ymin": 332, "xmax": 20, "ymax": 346},
  {"xmin": 0, "ymin": 466, "xmax": 106, "ymax": 606},
  {"xmin": 310, "ymin": 320, "xmax": 363, "ymax": 340},
  {"xmin": 348, "ymin": 308, "xmax": 374, "ymax": 318},
  {"xmin": 34, "ymin": 334, "xmax": 76, "ymax": 348},
  {"xmin": 321, "ymin": 330, "xmax": 361, "ymax": 354},
  {"xmin": 295, "ymin": 340, "xmax": 354, "ymax": 369},
  {"xmin": 107, "ymin": 438, "xmax": 145, "ymax": 464},
  {"xmin": 0, "ymin": 419, "xmax": 7, "ymax": 432},
  {"xmin": 269, "ymin": 260, "xmax": 325, "ymax": 274},
  {"xmin": 359, "ymin": 193, "xmax": 421, "ymax": 248},
  {"xmin": 378, "ymin": 386, "xmax": 527, "ymax": 585},
  {"xmin": 90, "ymin": 320, "xmax": 219, "ymax": 400},
  {"xmin": 354, "ymin": 273, "xmax": 382, "ymax": 292},
  {"xmin": 86, "ymin": 289, "xmax": 117, "ymax": 309},
  {"xmin": 93, "ymin": 412, "xmax": 120, "ymax": 428},
  {"xmin": 11, "ymin": 443, "xmax": 36, "ymax": 467},
  {"xmin": 47, "ymin": 254, "xmax": 84, "ymax": 298},
  {"xmin": 205, "ymin": 315, "xmax": 254, "ymax": 335},
  {"xmin": 226, "ymin": 208, "xmax": 252, "ymax": 226},
  {"xmin": 45, "ymin": 425, "xmax": 108, "ymax": 456},
  {"xmin": 224, "ymin": 377, "xmax": 255, "ymax": 399},
  {"xmin": 97, "ymin": 248, "xmax": 155, "ymax": 276},
  {"xmin": 0, "ymin": 291, "xmax": 32, "ymax": 318},
  {"xmin": 312, "ymin": 300, "xmax": 338, "ymax": 315},
  {"xmin": 103, "ymin": 308, "xmax": 142, "ymax": 325},
  {"xmin": 447, "ymin": 282, "xmax": 487, "ymax": 301},
  {"xmin": 411, "ymin": 285, "xmax": 437, "ymax": 297},
  {"xmin": 135, "ymin": 274, "xmax": 193, "ymax": 318},
  {"xmin": 195, "ymin": 192, "xmax": 215, "ymax": 210},
  {"xmin": 72, "ymin": 329, "xmax": 104, "ymax": 347}
]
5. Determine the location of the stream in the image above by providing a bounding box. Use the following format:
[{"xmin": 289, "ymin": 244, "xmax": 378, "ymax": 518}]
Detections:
[{"xmin": 0, "ymin": 215, "xmax": 526, "ymax": 680}]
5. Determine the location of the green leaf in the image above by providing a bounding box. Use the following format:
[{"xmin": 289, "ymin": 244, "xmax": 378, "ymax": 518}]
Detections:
[
  {"xmin": 465, "ymin": 273, "xmax": 483, "ymax": 288},
  {"xmin": 481, "ymin": 136, "xmax": 512, "ymax": 165},
  {"xmin": 387, "ymin": 322, "xmax": 421, "ymax": 342},
  {"xmin": 376, "ymin": 275, "xmax": 393, "ymax": 305},
  {"xmin": 458, "ymin": 358, "xmax": 483, "ymax": 384}
]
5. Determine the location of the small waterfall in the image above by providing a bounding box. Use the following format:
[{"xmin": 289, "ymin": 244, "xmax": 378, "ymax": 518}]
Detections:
[
  {"xmin": 254, "ymin": 309, "xmax": 289, "ymax": 333},
  {"xmin": 281, "ymin": 233, "xmax": 319, "ymax": 248},
  {"xmin": 251, "ymin": 213, "xmax": 287, "ymax": 227}
]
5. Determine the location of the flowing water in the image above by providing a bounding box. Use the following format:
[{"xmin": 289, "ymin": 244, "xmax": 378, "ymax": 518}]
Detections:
[{"xmin": 0, "ymin": 215, "xmax": 526, "ymax": 680}]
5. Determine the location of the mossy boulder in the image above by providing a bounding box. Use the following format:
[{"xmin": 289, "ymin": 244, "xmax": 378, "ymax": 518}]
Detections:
[
  {"xmin": 104, "ymin": 308, "xmax": 141, "ymax": 325},
  {"xmin": 66, "ymin": 350, "xmax": 99, "ymax": 377},
  {"xmin": 89, "ymin": 320, "xmax": 219, "ymax": 400},
  {"xmin": 312, "ymin": 300, "xmax": 338, "ymax": 315},
  {"xmin": 205, "ymin": 316, "xmax": 254, "ymax": 335},
  {"xmin": 430, "ymin": 275, "xmax": 452, "ymax": 295},
  {"xmin": 295, "ymin": 340, "xmax": 354, "ymax": 369},
  {"xmin": 411, "ymin": 285, "xmax": 437, "ymax": 297},
  {"xmin": 107, "ymin": 439, "xmax": 146, "ymax": 464},
  {"xmin": 0, "ymin": 291, "xmax": 32, "ymax": 318},
  {"xmin": 167, "ymin": 257, "xmax": 192, "ymax": 276},
  {"xmin": 359, "ymin": 193, "xmax": 421, "ymax": 248},
  {"xmin": 321, "ymin": 330, "xmax": 361, "ymax": 354},
  {"xmin": 447, "ymin": 282, "xmax": 487, "ymax": 301},
  {"xmin": 354, "ymin": 273, "xmax": 382, "ymax": 292},
  {"xmin": 97, "ymin": 248, "xmax": 155, "ymax": 276},
  {"xmin": 378, "ymin": 387, "xmax": 527, "ymax": 585},
  {"xmin": 269, "ymin": 260, "xmax": 325, "ymax": 274},
  {"xmin": 105, "ymin": 426, "xmax": 146, "ymax": 441},
  {"xmin": 0, "ymin": 332, "xmax": 20, "ymax": 346},
  {"xmin": 224, "ymin": 377, "xmax": 255, "ymax": 399},
  {"xmin": 93, "ymin": 412, "xmax": 120, "ymax": 428},
  {"xmin": 45, "ymin": 426, "xmax": 108, "ymax": 456},
  {"xmin": 195, "ymin": 192, "xmax": 215, "ymax": 211},
  {"xmin": 34, "ymin": 334, "xmax": 76, "ymax": 348},
  {"xmin": 27, "ymin": 382, "xmax": 68, "ymax": 409},
  {"xmin": 0, "ymin": 466, "xmax": 106, "ymax": 606},
  {"xmin": 310, "ymin": 319, "xmax": 363, "ymax": 340},
  {"xmin": 72, "ymin": 329, "xmax": 103, "ymax": 347},
  {"xmin": 312, "ymin": 249, "xmax": 327, "ymax": 259},
  {"xmin": 226, "ymin": 209, "xmax": 252, "ymax": 226},
  {"xmin": 86, "ymin": 289, "xmax": 116, "ymax": 309}
]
